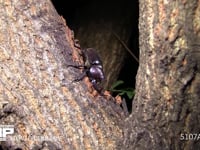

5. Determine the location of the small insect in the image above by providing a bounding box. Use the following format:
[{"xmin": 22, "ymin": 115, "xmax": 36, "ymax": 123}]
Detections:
[{"xmin": 68, "ymin": 48, "xmax": 105, "ymax": 93}]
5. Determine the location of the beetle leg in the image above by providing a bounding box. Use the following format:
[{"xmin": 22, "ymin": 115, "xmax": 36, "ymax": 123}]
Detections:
[
  {"xmin": 67, "ymin": 64, "xmax": 85, "ymax": 69},
  {"xmin": 91, "ymin": 80, "xmax": 102, "ymax": 93},
  {"xmin": 74, "ymin": 39, "xmax": 81, "ymax": 49},
  {"xmin": 73, "ymin": 71, "xmax": 87, "ymax": 82}
]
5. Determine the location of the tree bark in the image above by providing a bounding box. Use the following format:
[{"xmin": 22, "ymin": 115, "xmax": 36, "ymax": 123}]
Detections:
[
  {"xmin": 122, "ymin": 0, "xmax": 200, "ymax": 149},
  {"xmin": 0, "ymin": 0, "xmax": 126, "ymax": 149}
]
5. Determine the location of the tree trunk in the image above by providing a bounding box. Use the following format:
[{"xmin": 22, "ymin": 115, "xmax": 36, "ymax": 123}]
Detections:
[
  {"xmin": 122, "ymin": 0, "xmax": 200, "ymax": 149},
  {"xmin": 1, "ymin": 0, "xmax": 200, "ymax": 150},
  {"xmin": 0, "ymin": 0, "xmax": 126, "ymax": 149}
]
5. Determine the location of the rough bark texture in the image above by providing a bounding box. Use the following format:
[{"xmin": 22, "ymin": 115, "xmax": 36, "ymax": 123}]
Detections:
[
  {"xmin": 0, "ymin": 0, "xmax": 126, "ymax": 149},
  {"xmin": 122, "ymin": 0, "xmax": 200, "ymax": 149},
  {"xmin": 70, "ymin": 0, "xmax": 135, "ymax": 88}
]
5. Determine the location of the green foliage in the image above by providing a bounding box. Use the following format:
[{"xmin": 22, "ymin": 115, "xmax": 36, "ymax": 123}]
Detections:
[{"xmin": 110, "ymin": 80, "xmax": 135, "ymax": 99}]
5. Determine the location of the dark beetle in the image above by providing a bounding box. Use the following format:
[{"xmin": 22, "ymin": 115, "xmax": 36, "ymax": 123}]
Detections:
[{"xmin": 68, "ymin": 48, "xmax": 105, "ymax": 92}]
